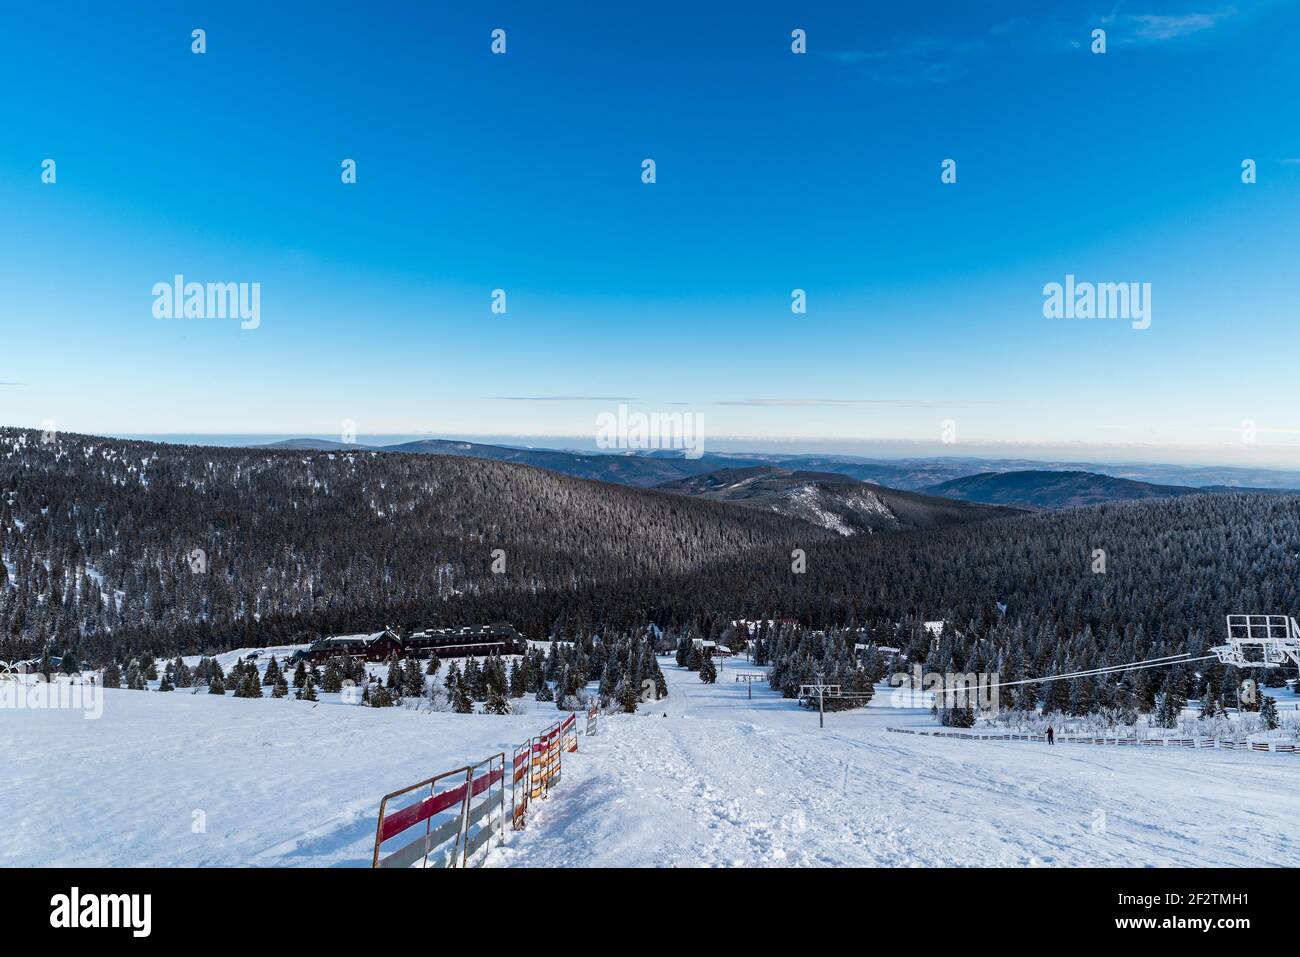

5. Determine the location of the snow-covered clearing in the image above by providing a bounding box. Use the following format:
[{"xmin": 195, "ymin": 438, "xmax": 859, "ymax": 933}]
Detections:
[
  {"xmin": 4, "ymin": 657, "xmax": 1298, "ymax": 867},
  {"xmin": 498, "ymin": 664, "xmax": 1300, "ymax": 867}
]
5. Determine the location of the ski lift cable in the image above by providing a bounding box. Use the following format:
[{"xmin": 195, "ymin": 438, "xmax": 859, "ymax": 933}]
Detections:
[
  {"xmin": 804, "ymin": 653, "xmax": 1220, "ymax": 701},
  {"xmin": 972, "ymin": 653, "xmax": 1219, "ymax": 693}
]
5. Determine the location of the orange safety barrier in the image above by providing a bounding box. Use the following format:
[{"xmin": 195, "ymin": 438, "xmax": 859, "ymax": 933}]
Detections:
[
  {"xmin": 511, "ymin": 740, "xmax": 532, "ymax": 829},
  {"xmin": 531, "ymin": 722, "xmax": 561, "ymax": 799}
]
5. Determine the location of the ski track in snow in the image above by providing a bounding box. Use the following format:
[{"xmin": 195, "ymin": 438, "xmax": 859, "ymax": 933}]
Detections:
[
  {"xmin": 496, "ymin": 664, "xmax": 1300, "ymax": 868},
  {"xmin": 4, "ymin": 658, "xmax": 1298, "ymax": 867}
]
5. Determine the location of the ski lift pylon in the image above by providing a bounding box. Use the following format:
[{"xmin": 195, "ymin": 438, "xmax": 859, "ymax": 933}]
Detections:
[{"xmin": 1211, "ymin": 614, "xmax": 1300, "ymax": 669}]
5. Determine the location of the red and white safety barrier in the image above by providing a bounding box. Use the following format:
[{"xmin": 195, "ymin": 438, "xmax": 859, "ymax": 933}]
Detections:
[
  {"xmin": 371, "ymin": 755, "xmax": 506, "ymax": 869},
  {"xmin": 561, "ymin": 712, "xmax": 578, "ymax": 753},
  {"xmin": 372, "ymin": 710, "xmax": 589, "ymax": 863}
]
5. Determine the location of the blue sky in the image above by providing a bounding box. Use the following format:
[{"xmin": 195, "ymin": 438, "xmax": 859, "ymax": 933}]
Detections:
[{"xmin": 3, "ymin": 0, "xmax": 1299, "ymax": 465}]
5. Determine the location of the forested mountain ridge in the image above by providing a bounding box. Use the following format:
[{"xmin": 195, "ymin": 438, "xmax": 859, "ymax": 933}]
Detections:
[
  {"xmin": 5, "ymin": 427, "xmax": 1300, "ymax": 709},
  {"xmin": 656, "ymin": 466, "xmax": 1024, "ymax": 534},
  {"xmin": 259, "ymin": 436, "xmax": 733, "ymax": 487},
  {"xmin": 0, "ymin": 428, "xmax": 826, "ymax": 663},
  {"xmin": 921, "ymin": 469, "xmax": 1207, "ymax": 509}
]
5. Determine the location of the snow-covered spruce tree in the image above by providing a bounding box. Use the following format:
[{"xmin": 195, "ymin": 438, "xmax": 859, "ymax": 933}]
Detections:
[
  {"xmin": 368, "ymin": 684, "xmax": 393, "ymax": 708},
  {"xmin": 321, "ymin": 657, "xmax": 345, "ymax": 693},
  {"xmin": 651, "ymin": 655, "xmax": 668, "ymax": 699},
  {"xmin": 271, "ymin": 677, "xmax": 288, "ymax": 698},
  {"xmin": 675, "ymin": 636, "xmax": 691, "ymax": 668},
  {"xmin": 535, "ymin": 681, "xmax": 555, "ymax": 703},
  {"xmin": 616, "ymin": 676, "xmax": 639, "ymax": 714},
  {"xmin": 102, "ymin": 661, "xmax": 122, "ymax": 688},
  {"xmin": 297, "ymin": 674, "xmax": 318, "ymax": 701},
  {"xmin": 485, "ymin": 686, "xmax": 512, "ymax": 715},
  {"xmin": 686, "ymin": 643, "xmax": 703, "ymax": 672},
  {"xmin": 157, "ymin": 673, "xmax": 174, "ymax": 692},
  {"xmin": 937, "ymin": 685, "xmax": 975, "ymax": 727},
  {"xmin": 483, "ymin": 655, "xmax": 507, "ymax": 700},
  {"xmin": 1155, "ymin": 675, "xmax": 1184, "ymax": 729},
  {"xmin": 452, "ymin": 680, "xmax": 474, "ymax": 714},
  {"xmin": 464, "ymin": 657, "xmax": 487, "ymax": 701},
  {"xmin": 262, "ymin": 655, "xmax": 282, "ymax": 686},
  {"xmin": 292, "ymin": 659, "xmax": 307, "ymax": 688},
  {"xmin": 426, "ymin": 653, "xmax": 441, "ymax": 677},
  {"xmin": 1041, "ymin": 673, "xmax": 1071, "ymax": 717},
  {"xmin": 174, "ymin": 657, "xmax": 192, "ymax": 688},
  {"xmin": 209, "ymin": 673, "xmax": 226, "ymax": 695},
  {"xmin": 699, "ymin": 654, "xmax": 717, "ymax": 684},
  {"xmin": 404, "ymin": 658, "xmax": 426, "ymax": 697},
  {"xmin": 1260, "ymin": 693, "xmax": 1279, "ymax": 730},
  {"xmin": 1068, "ymin": 675, "xmax": 1097, "ymax": 717}
]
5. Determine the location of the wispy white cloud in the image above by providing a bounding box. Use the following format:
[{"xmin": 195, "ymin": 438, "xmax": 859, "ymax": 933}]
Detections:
[
  {"xmin": 820, "ymin": 34, "xmax": 978, "ymax": 84},
  {"xmin": 1098, "ymin": 5, "xmax": 1238, "ymax": 44},
  {"xmin": 715, "ymin": 398, "xmax": 957, "ymax": 408},
  {"xmin": 823, "ymin": 6, "xmax": 1239, "ymax": 82},
  {"xmin": 493, "ymin": 395, "xmax": 639, "ymax": 402}
]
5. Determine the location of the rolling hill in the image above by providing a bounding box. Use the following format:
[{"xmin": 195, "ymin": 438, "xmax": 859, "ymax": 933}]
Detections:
[
  {"xmin": 656, "ymin": 466, "xmax": 1024, "ymax": 534},
  {"xmin": 920, "ymin": 470, "xmax": 1205, "ymax": 509},
  {"xmin": 258, "ymin": 437, "xmax": 732, "ymax": 487}
]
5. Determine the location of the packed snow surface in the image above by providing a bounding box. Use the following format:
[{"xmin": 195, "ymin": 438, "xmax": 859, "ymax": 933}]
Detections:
[{"xmin": 4, "ymin": 659, "xmax": 1298, "ymax": 867}]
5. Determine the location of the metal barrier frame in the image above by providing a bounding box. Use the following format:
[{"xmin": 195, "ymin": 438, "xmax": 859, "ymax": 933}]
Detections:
[
  {"xmin": 561, "ymin": 711, "xmax": 578, "ymax": 753},
  {"xmin": 460, "ymin": 752, "xmax": 507, "ymax": 867},
  {"xmin": 511, "ymin": 740, "xmax": 532, "ymax": 830},
  {"xmin": 532, "ymin": 721, "xmax": 560, "ymax": 799},
  {"xmin": 371, "ymin": 764, "xmax": 474, "ymax": 869},
  {"xmin": 374, "ymin": 712, "xmax": 592, "ymax": 864}
]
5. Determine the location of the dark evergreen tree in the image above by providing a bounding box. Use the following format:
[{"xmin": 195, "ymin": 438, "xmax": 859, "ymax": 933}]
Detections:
[
  {"xmin": 1260, "ymin": 692, "xmax": 1279, "ymax": 730},
  {"xmin": 699, "ymin": 654, "xmax": 717, "ymax": 684}
]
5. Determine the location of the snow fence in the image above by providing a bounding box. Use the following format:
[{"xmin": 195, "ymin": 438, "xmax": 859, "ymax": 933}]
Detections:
[
  {"xmin": 887, "ymin": 726, "xmax": 1298, "ymax": 754},
  {"xmin": 371, "ymin": 710, "xmax": 590, "ymax": 869}
]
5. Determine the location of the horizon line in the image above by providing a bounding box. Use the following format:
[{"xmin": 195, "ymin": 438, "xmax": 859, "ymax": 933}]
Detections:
[{"xmin": 8, "ymin": 426, "xmax": 1300, "ymax": 474}]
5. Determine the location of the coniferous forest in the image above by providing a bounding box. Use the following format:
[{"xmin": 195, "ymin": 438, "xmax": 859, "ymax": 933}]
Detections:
[{"xmin": 3, "ymin": 427, "xmax": 1298, "ymax": 714}]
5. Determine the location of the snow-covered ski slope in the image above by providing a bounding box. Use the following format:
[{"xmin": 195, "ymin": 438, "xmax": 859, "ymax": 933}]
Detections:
[
  {"xmin": 498, "ymin": 665, "xmax": 1300, "ymax": 867},
  {"xmin": 4, "ymin": 659, "xmax": 1297, "ymax": 867}
]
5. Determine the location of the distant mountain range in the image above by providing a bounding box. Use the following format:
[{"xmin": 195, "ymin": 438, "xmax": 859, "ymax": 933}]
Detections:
[
  {"xmin": 257, "ymin": 437, "xmax": 729, "ymax": 486},
  {"xmin": 655, "ymin": 466, "xmax": 1024, "ymax": 534},
  {"xmin": 255, "ymin": 437, "xmax": 1300, "ymax": 501},
  {"xmin": 920, "ymin": 470, "xmax": 1211, "ymax": 509}
]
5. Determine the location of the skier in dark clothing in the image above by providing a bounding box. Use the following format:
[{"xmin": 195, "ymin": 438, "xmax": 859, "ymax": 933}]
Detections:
[{"xmin": 1046, "ymin": 724, "xmax": 1055, "ymax": 745}]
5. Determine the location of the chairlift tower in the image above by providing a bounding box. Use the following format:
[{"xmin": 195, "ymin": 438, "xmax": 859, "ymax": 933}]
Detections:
[
  {"xmin": 1212, "ymin": 615, "xmax": 1300, "ymax": 669},
  {"xmin": 799, "ymin": 676, "xmax": 840, "ymax": 728}
]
